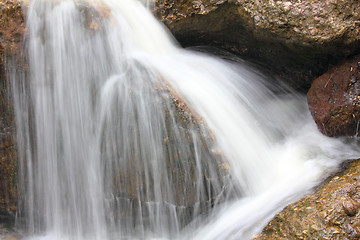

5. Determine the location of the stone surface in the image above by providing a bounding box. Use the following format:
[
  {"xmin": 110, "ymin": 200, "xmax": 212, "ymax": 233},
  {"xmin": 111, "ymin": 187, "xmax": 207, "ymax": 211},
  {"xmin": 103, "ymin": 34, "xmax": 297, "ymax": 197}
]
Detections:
[
  {"xmin": 256, "ymin": 159, "xmax": 360, "ymax": 240},
  {"xmin": 0, "ymin": 224, "xmax": 21, "ymax": 239},
  {"xmin": 102, "ymin": 80, "xmax": 232, "ymax": 208},
  {"xmin": 308, "ymin": 54, "xmax": 360, "ymax": 137},
  {"xmin": 1, "ymin": 0, "xmax": 359, "ymax": 235},
  {"xmin": 154, "ymin": 0, "xmax": 360, "ymax": 89},
  {"xmin": 0, "ymin": 0, "xmax": 25, "ymax": 223},
  {"xmin": 5, "ymin": 1, "xmax": 233, "ymax": 227}
]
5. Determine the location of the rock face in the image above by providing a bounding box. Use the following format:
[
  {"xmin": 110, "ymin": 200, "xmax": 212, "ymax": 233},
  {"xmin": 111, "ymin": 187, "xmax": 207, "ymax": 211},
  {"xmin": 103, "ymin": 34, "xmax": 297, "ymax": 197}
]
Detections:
[
  {"xmin": 308, "ymin": 54, "xmax": 360, "ymax": 137},
  {"xmin": 0, "ymin": 0, "xmax": 25, "ymax": 223},
  {"xmin": 154, "ymin": 0, "xmax": 360, "ymax": 88},
  {"xmin": 257, "ymin": 159, "xmax": 360, "ymax": 239}
]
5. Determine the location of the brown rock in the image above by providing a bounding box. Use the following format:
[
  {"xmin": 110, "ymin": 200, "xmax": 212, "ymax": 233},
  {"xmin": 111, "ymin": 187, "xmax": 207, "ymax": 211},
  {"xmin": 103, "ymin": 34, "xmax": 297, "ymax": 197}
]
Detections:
[
  {"xmin": 342, "ymin": 198, "xmax": 360, "ymax": 216},
  {"xmin": 102, "ymin": 81, "xmax": 231, "ymax": 208},
  {"xmin": 154, "ymin": 0, "xmax": 360, "ymax": 89},
  {"xmin": 0, "ymin": 0, "xmax": 232, "ymax": 229},
  {"xmin": 257, "ymin": 159, "xmax": 360, "ymax": 239},
  {"xmin": 2, "ymin": 236, "xmax": 19, "ymax": 240},
  {"xmin": 307, "ymin": 54, "xmax": 360, "ymax": 137},
  {"xmin": 0, "ymin": 0, "xmax": 26, "ymax": 223}
]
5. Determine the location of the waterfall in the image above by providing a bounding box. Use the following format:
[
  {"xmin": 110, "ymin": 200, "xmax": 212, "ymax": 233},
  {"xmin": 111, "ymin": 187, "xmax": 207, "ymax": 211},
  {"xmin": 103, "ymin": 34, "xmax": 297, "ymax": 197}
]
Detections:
[{"xmin": 9, "ymin": 0, "xmax": 359, "ymax": 239}]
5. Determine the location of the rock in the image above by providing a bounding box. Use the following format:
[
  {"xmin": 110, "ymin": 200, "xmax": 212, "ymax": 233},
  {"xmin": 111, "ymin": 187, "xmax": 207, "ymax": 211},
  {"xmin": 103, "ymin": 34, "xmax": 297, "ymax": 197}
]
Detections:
[
  {"xmin": 342, "ymin": 198, "xmax": 360, "ymax": 216},
  {"xmin": 2, "ymin": 236, "xmax": 19, "ymax": 240},
  {"xmin": 0, "ymin": 0, "xmax": 25, "ymax": 223},
  {"xmin": 0, "ymin": 223, "xmax": 22, "ymax": 239},
  {"xmin": 256, "ymin": 159, "xmax": 360, "ymax": 239},
  {"xmin": 307, "ymin": 54, "xmax": 360, "ymax": 137},
  {"xmin": 5, "ymin": 1, "xmax": 233, "ymax": 229},
  {"xmin": 154, "ymin": 0, "xmax": 360, "ymax": 89},
  {"xmin": 100, "ymin": 79, "xmax": 233, "ymax": 229}
]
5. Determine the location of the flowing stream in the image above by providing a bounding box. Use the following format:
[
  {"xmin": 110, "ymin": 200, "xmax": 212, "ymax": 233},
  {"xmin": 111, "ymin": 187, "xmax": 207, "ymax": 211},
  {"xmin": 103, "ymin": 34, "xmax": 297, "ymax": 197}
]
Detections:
[{"xmin": 9, "ymin": 0, "xmax": 360, "ymax": 239}]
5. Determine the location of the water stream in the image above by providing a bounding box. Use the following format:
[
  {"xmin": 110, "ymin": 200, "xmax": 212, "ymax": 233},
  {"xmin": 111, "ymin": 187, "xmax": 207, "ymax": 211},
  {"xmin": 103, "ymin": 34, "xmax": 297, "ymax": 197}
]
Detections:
[{"xmin": 9, "ymin": 0, "xmax": 360, "ymax": 239}]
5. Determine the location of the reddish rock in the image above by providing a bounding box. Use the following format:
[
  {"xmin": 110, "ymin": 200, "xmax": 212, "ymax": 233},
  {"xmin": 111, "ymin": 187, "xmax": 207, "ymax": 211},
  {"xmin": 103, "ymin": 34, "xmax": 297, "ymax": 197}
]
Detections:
[
  {"xmin": 342, "ymin": 198, "xmax": 360, "ymax": 216},
  {"xmin": 307, "ymin": 54, "xmax": 360, "ymax": 137}
]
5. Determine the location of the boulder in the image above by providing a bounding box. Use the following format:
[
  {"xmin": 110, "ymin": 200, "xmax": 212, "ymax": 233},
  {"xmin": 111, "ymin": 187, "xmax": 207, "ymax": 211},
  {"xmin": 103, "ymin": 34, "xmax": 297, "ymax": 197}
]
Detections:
[
  {"xmin": 308, "ymin": 54, "xmax": 360, "ymax": 137},
  {"xmin": 102, "ymin": 82, "xmax": 231, "ymax": 207},
  {"xmin": 99, "ymin": 79, "xmax": 233, "ymax": 230},
  {"xmin": 154, "ymin": 0, "xmax": 360, "ymax": 88},
  {"xmin": 0, "ymin": 0, "xmax": 25, "ymax": 223},
  {"xmin": 256, "ymin": 159, "xmax": 360, "ymax": 239},
  {"xmin": 1, "ymin": 1, "xmax": 233, "ymax": 230}
]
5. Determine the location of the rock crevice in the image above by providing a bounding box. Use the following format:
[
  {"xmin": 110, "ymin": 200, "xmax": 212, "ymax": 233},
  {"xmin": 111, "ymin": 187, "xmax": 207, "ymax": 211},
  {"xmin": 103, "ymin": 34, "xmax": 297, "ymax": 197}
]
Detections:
[{"xmin": 154, "ymin": 0, "xmax": 360, "ymax": 88}]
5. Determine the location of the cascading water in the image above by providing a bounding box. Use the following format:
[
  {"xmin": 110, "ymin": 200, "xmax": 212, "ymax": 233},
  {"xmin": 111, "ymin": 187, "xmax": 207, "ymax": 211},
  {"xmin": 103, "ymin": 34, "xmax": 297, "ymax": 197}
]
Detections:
[{"xmin": 8, "ymin": 0, "xmax": 360, "ymax": 239}]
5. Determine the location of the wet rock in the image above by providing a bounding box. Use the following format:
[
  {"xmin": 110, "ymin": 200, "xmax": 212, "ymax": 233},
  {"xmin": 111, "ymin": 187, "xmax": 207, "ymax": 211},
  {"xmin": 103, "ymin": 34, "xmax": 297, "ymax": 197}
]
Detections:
[
  {"xmin": 0, "ymin": 1, "xmax": 234, "ymax": 231},
  {"xmin": 2, "ymin": 236, "xmax": 19, "ymax": 240},
  {"xmin": 0, "ymin": 224, "xmax": 22, "ymax": 239},
  {"xmin": 307, "ymin": 54, "xmax": 360, "ymax": 137},
  {"xmin": 256, "ymin": 159, "xmax": 360, "ymax": 240},
  {"xmin": 0, "ymin": 0, "xmax": 25, "ymax": 224},
  {"xmin": 101, "ymin": 79, "xmax": 233, "ymax": 209},
  {"xmin": 154, "ymin": 0, "xmax": 360, "ymax": 89},
  {"xmin": 342, "ymin": 198, "xmax": 360, "ymax": 216}
]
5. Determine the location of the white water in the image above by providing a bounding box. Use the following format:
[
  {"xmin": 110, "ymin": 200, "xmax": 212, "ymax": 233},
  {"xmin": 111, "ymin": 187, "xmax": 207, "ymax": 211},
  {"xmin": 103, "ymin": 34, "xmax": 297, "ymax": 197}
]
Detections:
[{"xmin": 9, "ymin": 0, "xmax": 360, "ymax": 239}]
